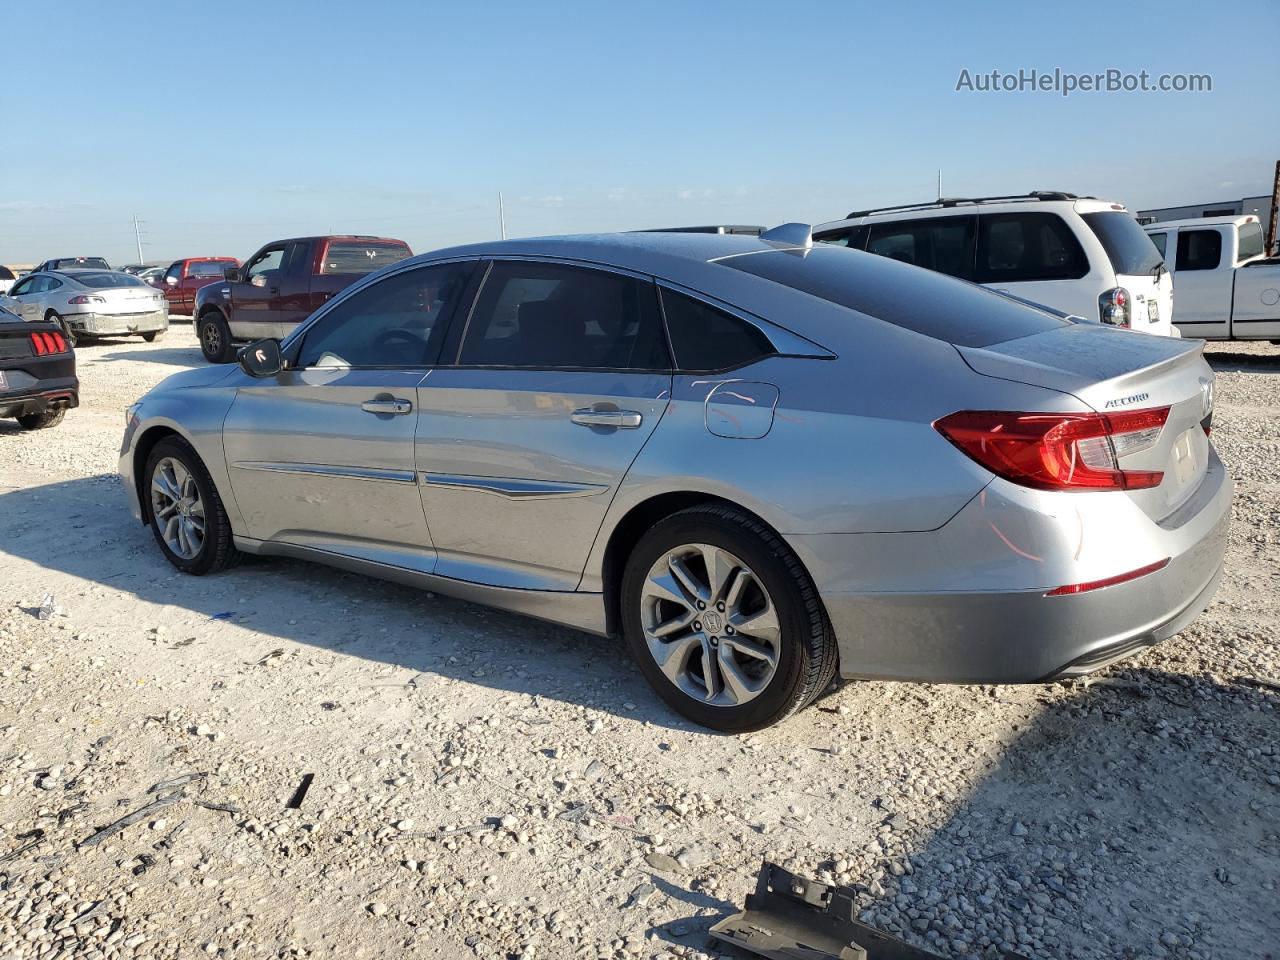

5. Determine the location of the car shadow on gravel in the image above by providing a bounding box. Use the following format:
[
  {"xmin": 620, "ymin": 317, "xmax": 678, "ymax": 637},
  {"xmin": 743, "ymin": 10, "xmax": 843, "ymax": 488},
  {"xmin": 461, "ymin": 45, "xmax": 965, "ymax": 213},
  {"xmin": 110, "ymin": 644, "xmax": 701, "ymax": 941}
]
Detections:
[
  {"xmin": 0, "ymin": 473, "xmax": 703, "ymax": 732},
  {"xmin": 1206, "ymin": 352, "xmax": 1280, "ymax": 375},
  {"xmin": 92, "ymin": 345, "xmax": 203, "ymax": 367}
]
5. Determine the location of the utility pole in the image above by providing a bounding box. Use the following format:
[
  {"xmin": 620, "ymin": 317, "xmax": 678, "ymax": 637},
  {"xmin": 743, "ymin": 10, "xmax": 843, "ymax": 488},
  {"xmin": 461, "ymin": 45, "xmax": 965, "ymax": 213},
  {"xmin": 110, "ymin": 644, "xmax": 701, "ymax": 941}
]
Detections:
[
  {"xmin": 937, "ymin": 170, "xmax": 942, "ymax": 200},
  {"xmin": 498, "ymin": 192, "xmax": 507, "ymax": 240},
  {"xmin": 132, "ymin": 216, "xmax": 145, "ymax": 265},
  {"xmin": 1266, "ymin": 159, "xmax": 1279, "ymax": 257}
]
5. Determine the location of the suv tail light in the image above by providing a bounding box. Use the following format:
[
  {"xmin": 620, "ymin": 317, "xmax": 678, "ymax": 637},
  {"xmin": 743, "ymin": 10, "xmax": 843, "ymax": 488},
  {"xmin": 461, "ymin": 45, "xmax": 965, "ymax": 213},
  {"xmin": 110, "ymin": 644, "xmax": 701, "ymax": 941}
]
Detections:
[
  {"xmin": 30, "ymin": 331, "xmax": 68, "ymax": 355},
  {"xmin": 935, "ymin": 407, "xmax": 1171, "ymax": 492},
  {"xmin": 1099, "ymin": 287, "xmax": 1130, "ymax": 327}
]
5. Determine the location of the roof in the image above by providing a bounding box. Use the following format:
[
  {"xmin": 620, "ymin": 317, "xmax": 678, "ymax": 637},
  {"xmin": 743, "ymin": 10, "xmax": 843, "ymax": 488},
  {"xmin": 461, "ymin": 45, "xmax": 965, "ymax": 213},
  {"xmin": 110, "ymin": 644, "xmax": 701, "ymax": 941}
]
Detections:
[{"xmin": 1141, "ymin": 215, "xmax": 1260, "ymax": 230}]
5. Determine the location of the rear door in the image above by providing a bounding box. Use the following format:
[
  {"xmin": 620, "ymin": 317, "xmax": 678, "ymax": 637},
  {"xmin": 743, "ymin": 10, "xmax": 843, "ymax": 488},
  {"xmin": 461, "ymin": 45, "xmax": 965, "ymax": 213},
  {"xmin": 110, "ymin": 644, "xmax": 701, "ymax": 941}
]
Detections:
[
  {"xmin": 222, "ymin": 260, "xmax": 474, "ymax": 569},
  {"xmin": 416, "ymin": 259, "xmax": 672, "ymax": 591},
  {"xmin": 1168, "ymin": 227, "xmax": 1232, "ymax": 338}
]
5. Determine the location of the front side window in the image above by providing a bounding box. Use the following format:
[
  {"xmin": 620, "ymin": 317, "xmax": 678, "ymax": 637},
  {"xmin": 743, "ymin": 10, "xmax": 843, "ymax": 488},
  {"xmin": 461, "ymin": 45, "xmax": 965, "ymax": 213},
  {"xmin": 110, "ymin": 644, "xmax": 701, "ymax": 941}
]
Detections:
[
  {"xmin": 297, "ymin": 262, "xmax": 472, "ymax": 369},
  {"xmin": 1148, "ymin": 232, "xmax": 1167, "ymax": 259},
  {"xmin": 1237, "ymin": 222, "xmax": 1265, "ymax": 262},
  {"xmin": 245, "ymin": 246, "xmax": 286, "ymax": 282},
  {"xmin": 660, "ymin": 288, "xmax": 775, "ymax": 371},
  {"xmin": 976, "ymin": 213, "xmax": 1088, "ymax": 283},
  {"xmin": 1175, "ymin": 230, "xmax": 1222, "ymax": 271},
  {"xmin": 165, "ymin": 262, "xmax": 182, "ymax": 283},
  {"xmin": 9, "ymin": 277, "xmax": 36, "ymax": 296},
  {"xmin": 456, "ymin": 261, "xmax": 669, "ymax": 370}
]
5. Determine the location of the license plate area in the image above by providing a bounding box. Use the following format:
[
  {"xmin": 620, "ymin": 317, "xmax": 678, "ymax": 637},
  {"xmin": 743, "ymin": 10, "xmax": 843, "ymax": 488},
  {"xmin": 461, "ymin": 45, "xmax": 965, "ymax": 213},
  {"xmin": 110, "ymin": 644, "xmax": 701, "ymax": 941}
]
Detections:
[
  {"xmin": 1148, "ymin": 301, "xmax": 1160, "ymax": 323},
  {"xmin": 1172, "ymin": 428, "xmax": 1197, "ymax": 485}
]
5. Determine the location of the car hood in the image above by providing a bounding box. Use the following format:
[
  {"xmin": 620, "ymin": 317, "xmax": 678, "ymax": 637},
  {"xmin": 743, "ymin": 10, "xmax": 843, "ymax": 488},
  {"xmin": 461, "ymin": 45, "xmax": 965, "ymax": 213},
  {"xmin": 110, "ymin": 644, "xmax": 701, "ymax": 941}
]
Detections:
[{"xmin": 150, "ymin": 364, "xmax": 240, "ymax": 396}]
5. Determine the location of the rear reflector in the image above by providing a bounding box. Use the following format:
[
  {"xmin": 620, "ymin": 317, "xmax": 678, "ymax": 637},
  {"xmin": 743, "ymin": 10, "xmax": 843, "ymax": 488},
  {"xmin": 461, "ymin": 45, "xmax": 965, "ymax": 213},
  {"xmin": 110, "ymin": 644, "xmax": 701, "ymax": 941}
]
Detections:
[
  {"xmin": 935, "ymin": 407, "xmax": 1171, "ymax": 491},
  {"xmin": 1045, "ymin": 557, "xmax": 1170, "ymax": 596}
]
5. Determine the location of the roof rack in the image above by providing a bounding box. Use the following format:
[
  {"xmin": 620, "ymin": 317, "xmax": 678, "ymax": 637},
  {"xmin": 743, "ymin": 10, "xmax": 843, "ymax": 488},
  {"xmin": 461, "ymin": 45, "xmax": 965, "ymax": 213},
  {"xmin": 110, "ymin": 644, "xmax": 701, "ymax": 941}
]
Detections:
[{"xmin": 845, "ymin": 191, "xmax": 1091, "ymax": 220}]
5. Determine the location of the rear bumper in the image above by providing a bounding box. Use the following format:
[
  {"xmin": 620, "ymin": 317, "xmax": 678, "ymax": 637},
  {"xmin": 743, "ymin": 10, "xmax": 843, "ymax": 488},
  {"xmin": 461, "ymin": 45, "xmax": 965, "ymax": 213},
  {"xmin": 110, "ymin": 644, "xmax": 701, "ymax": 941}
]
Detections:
[
  {"xmin": 793, "ymin": 449, "xmax": 1233, "ymax": 683},
  {"xmin": 0, "ymin": 384, "xmax": 79, "ymax": 420},
  {"xmin": 68, "ymin": 310, "xmax": 169, "ymax": 335}
]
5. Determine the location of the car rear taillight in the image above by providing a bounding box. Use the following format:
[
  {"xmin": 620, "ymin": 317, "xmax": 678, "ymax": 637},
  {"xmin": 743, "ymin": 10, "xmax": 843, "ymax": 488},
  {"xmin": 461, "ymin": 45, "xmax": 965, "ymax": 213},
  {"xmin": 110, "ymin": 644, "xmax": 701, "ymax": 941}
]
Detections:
[
  {"xmin": 29, "ymin": 331, "xmax": 67, "ymax": 355},
  {"xmin": 1099, "ymin": 287, "xmax": 1130, "ymax": 327},
  {"xmin": 68, "ymin": 295, "xmax": 105, "ymax": 305},
  {"xmin": 934, "ymin": 407, "xmax": 1171, "ymax": 492}
]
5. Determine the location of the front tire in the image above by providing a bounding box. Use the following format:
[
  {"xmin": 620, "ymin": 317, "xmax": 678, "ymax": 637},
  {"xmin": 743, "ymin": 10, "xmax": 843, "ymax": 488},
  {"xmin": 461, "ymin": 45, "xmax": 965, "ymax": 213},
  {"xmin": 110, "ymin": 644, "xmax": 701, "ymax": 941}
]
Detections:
[
  {"xmin": 621, "ymin": 505, "xmax": 837, "ymax": 732},
  {"xmin": 16, "ymin": 406, "xmax": 65, "ymax": 430},
  {"xmin": 144, "ymin": 437, "xmax": 240, "ymax": 575},
  {"xmin": 198, "ymin": 311, "xmax": 235, "ymax": 363}
]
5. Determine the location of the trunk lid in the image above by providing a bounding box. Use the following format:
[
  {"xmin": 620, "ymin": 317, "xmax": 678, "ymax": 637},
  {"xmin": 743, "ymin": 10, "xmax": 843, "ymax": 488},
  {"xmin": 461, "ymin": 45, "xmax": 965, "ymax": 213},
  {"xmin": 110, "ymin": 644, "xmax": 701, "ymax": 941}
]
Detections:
[
  {"xmin": 96, "ymin": 284, "xmax": 166, "ymax": 315},
  {"xmin": 957, "ymin": 323, "xmax": 1213, "ymax": 520}
]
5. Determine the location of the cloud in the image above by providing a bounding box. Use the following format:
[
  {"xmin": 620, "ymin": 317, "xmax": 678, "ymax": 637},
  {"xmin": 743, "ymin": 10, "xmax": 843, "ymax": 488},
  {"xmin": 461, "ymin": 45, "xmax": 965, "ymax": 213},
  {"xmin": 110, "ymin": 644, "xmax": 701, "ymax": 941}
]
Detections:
[
  {"xmin": 677, "ymin": 188, "xmax": 715, "ymax": 201},
  {"xmin": 606, "ymin": 187, "xmax": 628, "ymax": 203},
  {"xmin": 518, "ymin": 194, "xmax": 564, "ymax": 208},
  {"xmin": 0, "ymin": 199, "xmax": 96, "ymax": 213}
]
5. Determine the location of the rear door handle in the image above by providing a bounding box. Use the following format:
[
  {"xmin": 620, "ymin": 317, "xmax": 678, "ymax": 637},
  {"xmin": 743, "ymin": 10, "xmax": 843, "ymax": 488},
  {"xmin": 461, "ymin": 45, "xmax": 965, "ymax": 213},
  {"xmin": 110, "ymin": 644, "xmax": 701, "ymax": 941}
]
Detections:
[
  {"xmin": 361, "ymin": 397, "xmax": 413, "ymax": 415},
  {"xmin": 571, "ymin": 408, "xmax": 643, "ymax": 429}
]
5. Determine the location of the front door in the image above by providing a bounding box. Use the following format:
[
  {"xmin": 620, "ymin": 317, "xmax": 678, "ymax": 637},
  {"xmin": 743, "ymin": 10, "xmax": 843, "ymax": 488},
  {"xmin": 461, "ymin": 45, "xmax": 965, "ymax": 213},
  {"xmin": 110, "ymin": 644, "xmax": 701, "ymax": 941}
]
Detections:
[
  {"xmin": 222, "ymin": 259, "xmax": 475, "ymax": 571},
  {"xmin": 6, "ymin": 275, "xmax": 45, "ymax": 321},
  {"xmin": 417, "ymin": 259, "xmax": 672, "ymax": 591}
]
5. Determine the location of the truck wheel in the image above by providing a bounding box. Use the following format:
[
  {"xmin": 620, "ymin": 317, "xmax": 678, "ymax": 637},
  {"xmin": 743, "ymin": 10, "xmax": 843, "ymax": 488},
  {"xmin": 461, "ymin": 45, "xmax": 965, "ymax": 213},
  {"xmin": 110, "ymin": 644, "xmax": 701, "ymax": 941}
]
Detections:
[
  {"xmin": 46, "ymin": 311, "xmax": 76, "ymax": 348},
  {"xmin": 17, "ymin": 406, "xmax": 66, "ymax": 430},
  {"xmin": 198, "ymin": 311, "xmax": 235, "ymax": 364}
]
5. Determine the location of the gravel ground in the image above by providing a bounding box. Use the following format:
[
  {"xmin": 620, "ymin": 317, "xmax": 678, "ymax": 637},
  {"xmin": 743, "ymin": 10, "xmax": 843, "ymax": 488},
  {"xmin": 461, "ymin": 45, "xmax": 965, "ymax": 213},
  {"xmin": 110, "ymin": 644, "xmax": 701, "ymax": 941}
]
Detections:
[{"xmin": 0, "ymin": 328, "xmax": 1277, "ymax": 960}]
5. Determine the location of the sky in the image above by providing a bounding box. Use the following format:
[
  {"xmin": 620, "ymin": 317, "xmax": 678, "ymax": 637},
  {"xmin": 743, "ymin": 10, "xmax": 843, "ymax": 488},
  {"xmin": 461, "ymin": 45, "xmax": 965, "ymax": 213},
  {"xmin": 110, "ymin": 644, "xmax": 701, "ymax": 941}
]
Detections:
[{"xmin": 2, "ymin": 0, "xmax": 1277, "ymax": 265}]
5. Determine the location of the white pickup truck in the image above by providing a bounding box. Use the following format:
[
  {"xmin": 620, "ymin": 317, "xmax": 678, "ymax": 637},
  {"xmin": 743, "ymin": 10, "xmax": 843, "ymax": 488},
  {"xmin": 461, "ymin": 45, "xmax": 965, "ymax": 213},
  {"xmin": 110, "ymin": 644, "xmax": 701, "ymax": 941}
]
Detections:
[{"xmin": 1143, "ymin": 215, "xmax": 1280, "ymax": 341}]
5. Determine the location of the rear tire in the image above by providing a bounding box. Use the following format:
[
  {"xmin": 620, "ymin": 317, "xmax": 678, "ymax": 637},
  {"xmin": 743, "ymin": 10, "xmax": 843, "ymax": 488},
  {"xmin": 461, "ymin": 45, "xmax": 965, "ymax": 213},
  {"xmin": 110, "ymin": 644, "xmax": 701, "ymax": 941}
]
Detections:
[
  {"xmin": 46, "ymin": 311, "xmax": 76, "ymax": 348},
  {"xmin": 144, "ymin": 436, "xmax": 241, "ymax": 575},
  {"xmin": 16, "ymin": 406, "xmax": 65, "ymax": 430},
  {"xmin": 198, "ymin": 311, "xmax": 235, "ymax": 364},
  {"xmin": 143, "ymin": 331, "xmax": 164, "ymax": 343},
  {"xmin": 621, "ymin": 504, "xmax": 837, "ymax": 732}
]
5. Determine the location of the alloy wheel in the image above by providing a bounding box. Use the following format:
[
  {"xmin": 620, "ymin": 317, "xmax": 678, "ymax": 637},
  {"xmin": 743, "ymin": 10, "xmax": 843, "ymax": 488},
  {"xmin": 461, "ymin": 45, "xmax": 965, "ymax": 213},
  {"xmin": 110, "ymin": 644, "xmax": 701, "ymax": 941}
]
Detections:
[
  {"xmin": 202, "ymin": 321, "xmax": 221, "ymax": 355},
  {"xmin": 151, "ymin": 456, "xmax": 206, "ymax": 560},
  {"xmin": 639, "ymin": 543, "xmax": 781, "ymax": 707}
]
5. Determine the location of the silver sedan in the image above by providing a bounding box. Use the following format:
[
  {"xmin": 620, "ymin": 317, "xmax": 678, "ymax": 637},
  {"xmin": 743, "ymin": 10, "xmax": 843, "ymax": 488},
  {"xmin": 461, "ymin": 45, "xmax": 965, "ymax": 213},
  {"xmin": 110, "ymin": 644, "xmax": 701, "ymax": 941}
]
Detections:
[
  {"xmin": 120, "ymin": 227, "xmax": 1230, "ymax": 731},
  {"xmin": 4, "ymin": 269, "xmax": 168, "ymax": 344}
]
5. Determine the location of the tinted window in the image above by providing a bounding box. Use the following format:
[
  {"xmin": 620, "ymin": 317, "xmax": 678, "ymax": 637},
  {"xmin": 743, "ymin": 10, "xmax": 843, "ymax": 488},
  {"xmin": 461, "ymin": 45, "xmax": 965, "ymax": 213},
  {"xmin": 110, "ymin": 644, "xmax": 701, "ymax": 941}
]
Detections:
[
  {"xmin": 10, "ymin": 277, "xmax": 35, "ymax": 295},
  {"xmin": 458, "ymin": 261, "xmax": 668, "ymax": 370},
  {"xmin": 866, "ymin": 216, "xmax": 975, "ymax": 280},
  {"xmin": 814, "ymin": 225, "xmax": 869, "ymax": 250},
  {"xmin": 165, "ymin": 262, "xmax": 182, "ymax": 283},
  {"xmin": 0, "ymin": 266, "xmax": 13, "ymax": 281},
  {"xmin": 1081, "ymin": 211, "xmax": 1164, "ymax": 275},
  {"xmin": 660, "ymin": 289, "xmax": 775, "ymax": 371},
  {"xmin": 718, "ymin": 245, "xmax": 1069, "ymax": 348},
  {"xmin": 298, "ymin": 262, "xmax": 471, "ymax": 368},
  {"xmin": 1147, "ymin": 232, "xmax": 1167, "ymax": 259},
  {"xmin": 188, "ymin": 260, "xmax": 232, "ymax": 278},
  {"xmin": 319, "ymin": 241, "xmax": 413, "ymax": 275},
  {"xmin": 1237, "ymin": 222, "xmax": 1265, "ymax": 262},
  {"xmin": 73, "ymin": 272, "xmax": 144, "ymax": 288},
  {"xmin": 1175, "ymin": 230, "xmax": 1222, "ymax": 271},
  {"xmin": 245, "ymin": 247, "xmax": 285, "ymax": 281},
  {"xmin": 976, "ymin": 213, "xmax": 1088, "ymax": 282}
]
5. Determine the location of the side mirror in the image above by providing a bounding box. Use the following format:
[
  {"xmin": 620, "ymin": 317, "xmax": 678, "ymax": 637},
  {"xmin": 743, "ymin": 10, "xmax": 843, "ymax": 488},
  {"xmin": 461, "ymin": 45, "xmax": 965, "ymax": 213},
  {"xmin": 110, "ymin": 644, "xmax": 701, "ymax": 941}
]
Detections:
[
  {"xmin": 239, "ymin": 338, "xmax": 283, "ymax": 378},
  {"xmin": 223, "ymin": 266, "xmax": 241, "ymax": 282},
  {"xmin": 165, "ymin": 275, "xmax": 178, "ymax": 286}
]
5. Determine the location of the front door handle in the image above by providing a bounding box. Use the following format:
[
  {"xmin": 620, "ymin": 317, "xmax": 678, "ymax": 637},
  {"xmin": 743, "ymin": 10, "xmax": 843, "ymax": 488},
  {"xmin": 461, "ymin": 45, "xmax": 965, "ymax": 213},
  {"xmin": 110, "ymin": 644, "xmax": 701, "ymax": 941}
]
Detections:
[
  {"xmin": 361, "ymin": 397, "xmax": 413, "ymax": 415},
  {"xmin": 571, "ymin": 407, "xmax": 643, "ymax": 429}
]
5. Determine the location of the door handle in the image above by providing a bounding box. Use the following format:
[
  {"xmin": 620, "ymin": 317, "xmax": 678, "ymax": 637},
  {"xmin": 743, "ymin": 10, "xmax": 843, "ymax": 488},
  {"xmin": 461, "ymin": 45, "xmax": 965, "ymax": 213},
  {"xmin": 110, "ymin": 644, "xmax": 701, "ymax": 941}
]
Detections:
[
  {"xmin": 361, "ymin": 398, "xmax": 413, "ymax": 415},
  {"xmin": 571, "ymin": 407, "xmax": 643, "ymax": 429}
]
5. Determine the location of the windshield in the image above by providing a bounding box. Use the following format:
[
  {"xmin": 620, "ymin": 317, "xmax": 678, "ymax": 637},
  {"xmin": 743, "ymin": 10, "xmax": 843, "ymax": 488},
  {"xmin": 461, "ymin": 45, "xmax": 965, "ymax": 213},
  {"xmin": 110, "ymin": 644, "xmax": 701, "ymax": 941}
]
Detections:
[
  {"xmin": 318, "ymin": 241, "xmax": 413, "ymax": 275},
  {"xmin": 718, "ymin": 245, "xmax": 1068, "ymax": 348},
  {"xmin": 1081, "ymin": 212, "xmax": 1164, "ymax": 275},
  {"xmin": 52, "ymin": 257, "xmax": 110, "ymax": 271},
  {"xmin": 72, "ymin": 272, "xmax": 146, "ymax": 288}
]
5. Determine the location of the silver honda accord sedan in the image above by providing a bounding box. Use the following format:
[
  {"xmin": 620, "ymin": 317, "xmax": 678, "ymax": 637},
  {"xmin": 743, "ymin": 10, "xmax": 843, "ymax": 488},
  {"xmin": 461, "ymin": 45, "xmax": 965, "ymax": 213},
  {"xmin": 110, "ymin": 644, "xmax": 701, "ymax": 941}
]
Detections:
[{"xmin": 119, "ymin": 226, "xmax": 1231, "ymax": 731}]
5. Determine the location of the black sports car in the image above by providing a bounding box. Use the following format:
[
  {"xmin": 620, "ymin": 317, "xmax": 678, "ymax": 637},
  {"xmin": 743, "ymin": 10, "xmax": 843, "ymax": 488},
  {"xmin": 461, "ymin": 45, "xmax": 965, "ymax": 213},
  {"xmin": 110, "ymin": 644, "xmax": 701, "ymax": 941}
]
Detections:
[{"xmin": 0, "ymin": 306, "xmax": 78, "ymax": 430}]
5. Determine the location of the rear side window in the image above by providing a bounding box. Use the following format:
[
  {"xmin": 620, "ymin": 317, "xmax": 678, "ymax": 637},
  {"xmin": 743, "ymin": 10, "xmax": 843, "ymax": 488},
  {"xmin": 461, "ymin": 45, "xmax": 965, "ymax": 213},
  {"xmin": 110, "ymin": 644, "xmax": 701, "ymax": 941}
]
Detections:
[
  {"xmin": 298, "ymin": 262, "xmax": 471, "ymax": 368},
  {"xmin": 866, "ymin": 216, "xmax": 975, "ymax": 280},
  {"xmin": 458, "ymin": 261, "xmax": 669, "ymax": 370},
  {"xmin": 1175, "ymin": 230, "xmax": 1222, "ymax": 271},
  {"xmin": 660, "ymin": 288, "xmax": 775, "ymax": 371},
  {"xmin": 718, "ymin": 245, "xmax": 1068, "ymax": 348},
  {"xmin": 1147, "ymin": 232, "xmax": 1167, "ymax": 259},
  {"xmin": 188, "ymin": 260, "xmax": 232, "ymax": 278},
  {"xmin": 1081, "ymin": 211, "xmax": 1164, "ymax": 275},
  {"xmin": 1237, "ymin": 222, "xmax": 1265, "ymax": 262},
  {"xmin": 319, "ymin": 241, "xmax": 413, "ymax": 275},
  {"xmin": 976, "ymin": 213, "xmax": 1088, "ymax": 283}
]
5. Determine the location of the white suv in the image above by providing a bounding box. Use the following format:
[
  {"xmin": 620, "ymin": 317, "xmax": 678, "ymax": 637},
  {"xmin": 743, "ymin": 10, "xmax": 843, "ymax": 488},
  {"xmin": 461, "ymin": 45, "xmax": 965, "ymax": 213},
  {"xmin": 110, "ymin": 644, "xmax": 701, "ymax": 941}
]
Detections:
[{"xmin": 815, "ymin": 192, "xmax": 1177, "ymax": 336}]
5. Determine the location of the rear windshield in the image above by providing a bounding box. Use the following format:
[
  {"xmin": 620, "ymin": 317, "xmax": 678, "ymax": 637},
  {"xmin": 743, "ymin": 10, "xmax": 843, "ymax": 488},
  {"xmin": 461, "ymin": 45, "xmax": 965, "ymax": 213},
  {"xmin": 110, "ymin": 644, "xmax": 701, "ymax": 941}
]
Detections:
[
  {"xmin": 318, "ymin": 241, "xmax": 412, "ymax": 275},
  {"xmin": 1081, "ymin": 211, "xmax": 1164, "ymax": 275},
  {"xmin": 188, "ymin": 260, "xmax": 234, "ymax": 277},
  {"xmin": 72, "ymin": 272, "xmax": 146, "ymax": 288},
  {"xmin": 719, "ymin": 245, "xmax": 1069, "ymax": 347},
  {"xmin": 1237, "ymin": 222, "xmax": 1265, "ymax": 262},
  {"xmin": 52, "ymin": 257, "xmax": 110, "ymax": 270}
]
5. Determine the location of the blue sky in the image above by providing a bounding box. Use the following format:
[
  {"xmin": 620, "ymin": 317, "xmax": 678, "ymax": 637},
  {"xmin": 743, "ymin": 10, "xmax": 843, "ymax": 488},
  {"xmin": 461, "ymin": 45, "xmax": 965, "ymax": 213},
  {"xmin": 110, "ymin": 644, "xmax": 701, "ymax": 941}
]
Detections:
[{"xmin": 2, "ymin": 0, "xmax": 1276, "ymax": 264}]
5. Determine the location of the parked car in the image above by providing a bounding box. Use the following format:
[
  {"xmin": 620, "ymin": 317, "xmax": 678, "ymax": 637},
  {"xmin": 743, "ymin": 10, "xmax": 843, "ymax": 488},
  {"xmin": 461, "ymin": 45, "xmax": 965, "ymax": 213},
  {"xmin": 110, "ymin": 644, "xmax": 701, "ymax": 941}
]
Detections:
[
  {"xmin": 4, "ymin": 269, "xmax": 169, "ymax": 344},
  {"xmin": 121, "ymin": 227, "xmax": 1229, "ymax": 731},
  {"xmin": 32, "ymin": 256, "xmax": 112, "ymax": 273},
  {"xmin": 815, "ymin": 192, "xmax": 1176, "ymax": 336},
  {"xmin": 1142, "ymin": 215, "xmax": 1280, "ymax": 340},
  {"xmin": 0, "ymin": 265, "xmax": 15, "ymax": 295},
  {"xmin": 155, "ymin": 257, "xmax": 240, "ymax": 316},
  {"xmin": 138, "ymin": 266, "xmax": 165, "ymax": 285},
  {"xmin": 0, "ymin": 304, "xmax": 77, "ymax": 430},
  {"xmin": 193, "ymin": 235, "xmax": 412, "ymax": 363}
]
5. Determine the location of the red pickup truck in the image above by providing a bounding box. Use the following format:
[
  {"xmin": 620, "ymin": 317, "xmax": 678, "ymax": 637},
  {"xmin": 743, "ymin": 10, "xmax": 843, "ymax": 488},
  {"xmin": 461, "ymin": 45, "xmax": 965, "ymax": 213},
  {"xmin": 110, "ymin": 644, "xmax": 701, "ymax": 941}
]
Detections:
[
  {"xmin": 155, "ymin": 257, "xmax": 240, "ymax": 315},
  {"xmin": 193, "ymin": 235, "xmax": 413, "ymax": 363}
]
